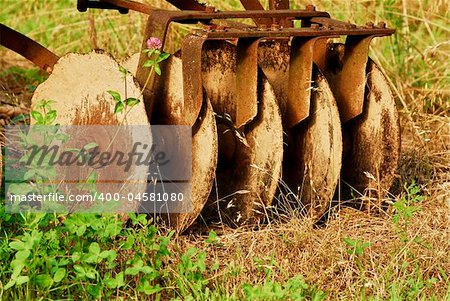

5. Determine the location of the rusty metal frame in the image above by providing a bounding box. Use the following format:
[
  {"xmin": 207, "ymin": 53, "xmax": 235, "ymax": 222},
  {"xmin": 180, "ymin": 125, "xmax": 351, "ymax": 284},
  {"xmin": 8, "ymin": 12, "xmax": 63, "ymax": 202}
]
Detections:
[
  {"xmin": 117, "ymin": 0, "xmax": 393, "ymax": 126},
  {"xmin": 181, "ymin": 35, "xmax": 207, "ymax": 126},
  {"xmin": 238, "ymin": 0, "xmax": 272, "ymax": 26},
  {"xmin": 190, "ymin": 27, "xmax": 393, "ymax": 39},
  {"xmin": 180, "ymin": 36, "xmax": 260, "ymax": 128},
  {"xmin": 269, "ymin": 0, "xmax": 292, "ymax": 27},
  {"xmin": 79, "ymin": 0, "xmax": 208, "ymax": 12},
  {"xmin": 240, "ymin": 0, "xmax": 265, "ymax": 10},
  {"xmin": 0, "ymin": 0, "xmax": 396, "ymax": 129},
  {"xmin": 285, "ymin": 37, "xmax": 322, "ymax": 127},
  {"xmin": 0, "ymin": 24, "xmax": 59, "ymax": 73},
  {"xmin": 165, "ymin": 0, "xmax": 207, "ymax": 11},
  {"xmin": 235, "ymin": 38, "xmax": 260, "ymax": 127},
  {"xmin": 313, "ymin": 35, "xmax": 383, "ymax": 122},
  {"xmin": 77, "ymin": 0, "xmax": 129, "ymax": 13}
]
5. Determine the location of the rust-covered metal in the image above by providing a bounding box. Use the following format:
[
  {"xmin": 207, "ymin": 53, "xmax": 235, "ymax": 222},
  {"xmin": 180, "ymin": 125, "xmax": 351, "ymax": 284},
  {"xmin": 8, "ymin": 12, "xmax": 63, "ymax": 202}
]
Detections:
[
  {"xmin": 314, "ymin": 35, "xmax": 381, "ymax": 122},
  {"xmin": 235, "ymin": 38, "xmax": 260, "ymax": 127},
  {"xmin": 0, "ymin": 24, "xmax": 59, "ymax": 73},
  {"xmin": 72, "ymin": 0, "xmax": 395, "ymax": 130},
  {"xmin": 181, "ymin": 35, "xmax": 207, "ymax": 126},
  {"xmin": 237, "ymin": 0, "xmax": 272, "ymax": 26},
  {"xmin": 77, "ymin": 0, "xmax": 129, "ymax": 13},
  {"xmin": 0, "ymin": 0, "xmax": 400, "ymax": 229},
  {"xmin": 285, "ymin": 37, "xmax": 321, "ymax": 127}
]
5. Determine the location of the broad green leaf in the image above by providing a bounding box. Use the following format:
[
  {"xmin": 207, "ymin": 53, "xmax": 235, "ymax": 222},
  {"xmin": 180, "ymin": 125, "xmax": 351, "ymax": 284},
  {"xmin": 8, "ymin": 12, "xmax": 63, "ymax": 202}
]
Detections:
[
  {"xmin": 157, "ymin": 52, "xmax": 170, "ymax": 62},
  {"xmin": 103, "ymin": 273, "xmax": 117, "ymax": 289},
  {"xmin": 11, "ymin": 260, "xmax": 25, "ymax": 278},
  {"xmin": 4, "ymin": 280, "xmax": 16, "ymax": 290},
  {"xmin": 89, "ymin": 242, "xmax": 101, "ymax": 255},
  {"xmin": 107, "ymin": 90, "xmax": 121, "ymax": 102},
  {"xmin": 121, "ymin": 235, "xmax": 134, "ymax": 250},
  {"xmin": 114, "ymin": 101, "xmax": 125, "ymax": 114},
  {"xmin": 53, "ymin": 268, "xmax": 66, "ymax": 283},
  {"xmin": 85, "ymin": 267, "xmax": 97, "ymax": 280},
  {"xmin": 77, "ymin": 225, "xmax": 87, "ymax": 236},
  {"xmin": 9, "ymin": 241, "xmax": 27, "ymax": 251},
  {"xmin": 115, "ymin": 272, "xmax": 125, "ymax": 288},
  {"xmin": 154, "ymin": 63, "xmax": 161, "ymax": 76},
  {"xmin": 125, "ymin": 267, "xmax": 139, "ymax": 276},
  {"xmin": 205, "ymin": 230, "xmax": 218, "ymax": 244},
  {"xmin": 99, "ymin": 250, "xmax": 117, "ymax": 262},
  {"xmin": 15, "ymin": 250, "xmax": 31, "ymax": 261},
  {"xmin": 138, "ymin": 281, "xmax": 163, "ymax": 295},
  {"xmin": 15, "ymin": 276, "xmax": 29, "ymax": 286},
  {"xmin": 143, "ymin": 60, "xmax": 154, "ymax": 68},
  {"xmin": 87, "ymin": 284, "xmax": 101, "ymax": 298},
  {"xmin": 140, "ymin": 265, "xmax": 154, "ymax": 275},
  {"xmin": 73, "ymin": 264, "xmax": 85, "ymax": 276},
  {"xmin": 31, "ymin": 111, "xmax": 44, "ymax": 123},
  {"xmin": 11, "ymin": 114, "xmax": 29, "ymax": 124},
  {"xmin": 104, "ymin": 272, "xmax": 124, "ymax": 289},
  {"xmin": 84, "ymin": 253, "xmax": 100, "ymax": 264},
  {"xmin": 35, "ymin": 274, "xmax": 53, "ymax": 288},
  {"xmin": 7, "ymin": 183, "xmax": 33, "ymax": 196},
  {"xmin": 46, "ymin": 110, "xmax": 57, "ymax": 124},
  {"xmin": 125, "ymin": 97, "xmax": 140, "ymax": 107}
]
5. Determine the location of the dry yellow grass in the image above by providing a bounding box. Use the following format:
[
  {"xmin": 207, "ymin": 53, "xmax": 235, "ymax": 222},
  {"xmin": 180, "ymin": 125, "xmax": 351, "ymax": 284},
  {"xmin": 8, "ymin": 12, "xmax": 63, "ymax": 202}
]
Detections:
[{"xmin": 171, "ymin": 109, "xmax": 449, "ymax": 299}]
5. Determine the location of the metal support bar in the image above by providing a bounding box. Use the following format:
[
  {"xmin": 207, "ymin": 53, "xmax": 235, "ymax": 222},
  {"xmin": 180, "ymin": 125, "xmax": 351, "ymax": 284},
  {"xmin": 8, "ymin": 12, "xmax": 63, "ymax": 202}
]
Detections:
[
  {"xmin": 0, "ymin": 24, "xmax": 59, "ymax": 73},
  {"xmin": 191, "ymin": 27, "xmax": 394, "ymax": 39},
  {"xmin": 181, "ymin": 35, "xmax": 207, "ymax": 126},
  {"xmin": 235, "ymin": 38, "xmax": 260, "ymax": 127},
  {"xmin": 313, "ymin": 35, "xmax": 378, "ymax": 122},
  {"xmin": 135, "ymin": 12, "xmax": 172, "ymax": 121},
  {"xmin": 179, "ymin": 37, "xmax": 260, "ymax": 128},
  {"xmin": 239, "ymin": 0, "xmax": 272, "ymax": 26},
  {"xmin": 92, "ymin": 0, "xmax": 332, "ymax": 20},
  {"xmin": 309, "ymin": 17, "xmax": 357, "ymax": 29},
  {"xmin": 165, "ymin": 0, "xmax": 206, "ymax": 11},
  {"xmin": 78, "ymin": 0, "xmax": 129, "ymax": 13},
  {"xmin": 285, "ymin": 37, "xmax": 320, "ymax": 128},
  {"xmin": 240, "ymin": 0, "xmax": 265, "ymax": 10},
  {"xmin": 269, "ymin": 0, "xmax": 292, "ymax": 27}
]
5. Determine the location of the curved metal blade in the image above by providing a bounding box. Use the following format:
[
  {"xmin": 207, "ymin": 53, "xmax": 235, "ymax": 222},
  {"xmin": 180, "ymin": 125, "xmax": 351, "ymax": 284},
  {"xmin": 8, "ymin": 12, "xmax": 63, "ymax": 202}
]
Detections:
[
  {"xmin": 30, "ymin": 52, "xmax": 149, "ymax": 214},
  {"xmin": 283, "ymin": 68, "xmax": 343, "ymax": 219},
  {"xmin": 0, "ymin": 24, "xmax": 59, "ymax": 73},
  {"xmin": 124, "ymin": 53, "xmax": 219, "ymax": 232},
  {"xmin": 341, "ymin": 58, "xmax": 401, "ymax": 200},
  {"xmin": 201, "ymin": 41, "xmax": 284, "ymax": 226}
]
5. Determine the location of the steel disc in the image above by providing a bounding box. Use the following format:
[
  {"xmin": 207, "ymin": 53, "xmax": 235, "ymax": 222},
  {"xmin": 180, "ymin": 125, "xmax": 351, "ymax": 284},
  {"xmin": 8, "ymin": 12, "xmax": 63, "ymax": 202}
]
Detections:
[
  {"xmin": 258, "ymin": 42, "xmax": 342, "ymax": 219},
  {"xmin": 31, "ymin": 52, "xmax": 150, "ymax": 213},
  {"xmin": 201, "ymin": 41, "xmax": 284, "ymax": 226},
  {"xmin": 124, "ymin": 53, "xmax": 218, "ymax": 231},
  {"xmin": 341, "ymin": 58, "xmax": 400, "ymax": 197},
  {"xmin": 283, "ymin": 69, "xmax": 343, "ymax": 219}
]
